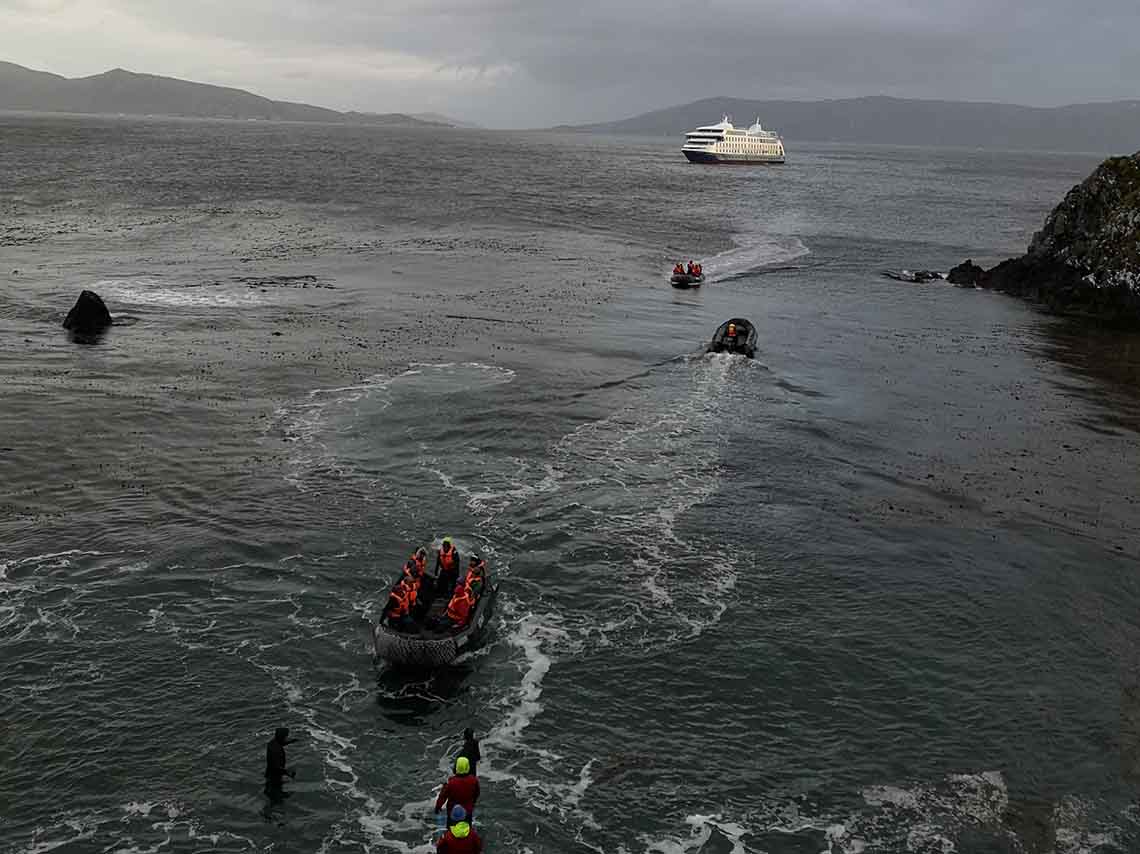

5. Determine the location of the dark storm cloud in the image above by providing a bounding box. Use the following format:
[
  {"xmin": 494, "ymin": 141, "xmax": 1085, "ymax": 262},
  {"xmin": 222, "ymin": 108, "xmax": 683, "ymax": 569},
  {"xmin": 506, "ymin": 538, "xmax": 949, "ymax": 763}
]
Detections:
[{"xmin": 4, "ymin": 0, "xmax": 1139, "ymax": 125}]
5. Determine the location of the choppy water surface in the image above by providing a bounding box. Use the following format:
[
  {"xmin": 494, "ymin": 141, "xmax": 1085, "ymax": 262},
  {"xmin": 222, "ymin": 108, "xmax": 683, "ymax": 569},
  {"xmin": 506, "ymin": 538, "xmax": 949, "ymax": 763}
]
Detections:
[{"xmin": 2, "ymin": 116, "xmax": 1138, "ymax": 853}]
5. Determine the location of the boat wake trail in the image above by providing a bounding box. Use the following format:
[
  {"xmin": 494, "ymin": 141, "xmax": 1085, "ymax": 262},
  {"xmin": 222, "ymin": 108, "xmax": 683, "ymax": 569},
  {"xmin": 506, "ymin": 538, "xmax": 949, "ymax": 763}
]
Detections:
[
  {"xmin": 702, "ymin": 232, "xmax": 810, "ymax": 283},
  {"xmin": 540, "ymin": 353, "xmax": 752, "ymax": 644},
  {"xmin": 270, "ymin": 362, "xmax": 517, "ymax": 491},
  {"xmin": 421, "ymin": 352, "xmax": 756, "ymax": 647}
]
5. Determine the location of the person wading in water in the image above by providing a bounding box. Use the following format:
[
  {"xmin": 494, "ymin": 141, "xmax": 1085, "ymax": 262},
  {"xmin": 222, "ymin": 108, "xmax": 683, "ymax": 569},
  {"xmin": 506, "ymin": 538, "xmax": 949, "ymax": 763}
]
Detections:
[{"xmin": 265, "ymin": 727, "xmax": 297, "ymax": 801}]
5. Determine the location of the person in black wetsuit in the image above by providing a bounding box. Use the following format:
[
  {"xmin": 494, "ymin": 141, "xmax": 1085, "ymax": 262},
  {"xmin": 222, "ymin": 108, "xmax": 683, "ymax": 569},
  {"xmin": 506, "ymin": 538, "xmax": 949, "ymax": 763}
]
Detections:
[
  {"xmin": 459, "ymin": 727, "xmax": 481, "ymax": 775},
  {"xmin": 265, "ymin": 727, "xmax": 297, "ymax": 800}
]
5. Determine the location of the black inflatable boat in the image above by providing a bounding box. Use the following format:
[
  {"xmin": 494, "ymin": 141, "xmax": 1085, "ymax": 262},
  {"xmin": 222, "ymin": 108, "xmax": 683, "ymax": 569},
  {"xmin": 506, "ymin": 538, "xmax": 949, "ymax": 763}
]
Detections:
[
  {"xmin": 670, "ymin": 272, "xmax": 704, "ymax": 288},
  {"xmin": 372, "ymin": 569, "xmax": 499, "ymax": 668},
  {"xmin": 707, "ymin": 317, "xmax": 758, "ymax": 358}
]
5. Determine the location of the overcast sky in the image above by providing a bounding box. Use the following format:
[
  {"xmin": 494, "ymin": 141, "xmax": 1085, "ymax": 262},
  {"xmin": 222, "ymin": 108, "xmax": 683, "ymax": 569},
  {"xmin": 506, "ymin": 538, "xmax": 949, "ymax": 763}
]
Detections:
[{"xmin": 3, "ymin": 0, "xmax": 1138, "ymax": 127}]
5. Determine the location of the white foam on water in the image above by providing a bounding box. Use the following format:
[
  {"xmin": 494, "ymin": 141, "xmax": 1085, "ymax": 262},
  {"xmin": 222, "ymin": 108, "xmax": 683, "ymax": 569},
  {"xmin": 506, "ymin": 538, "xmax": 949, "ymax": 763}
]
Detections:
[
  {"xmin": 483, "ymin": 607, "xmax": 570, "ymax": 750},
  {"xmin": 702, "ymin": 232, "xmax": 810, "ymax": 283},
  {"xmin": 122, "ymin": 802, "xmax": 157, "ymax": 817},
  {"xmin": 14, "ymin": 804, "xmax": 256, "ymax": 854},
  {"xmin": 271, "ymin": 362, "xmax": 515, "ymax": 490},
  {"xmin": 422, "ymin": 353, "xmax": 748, "ymax": 650},
  {"xmin": 270, "ymin": 372, "xmax": 392, "ymax": 489},
  {"xmin": 353, "ymin": 797, "xmax": 439, "ymax": 854},
  {"xmin": 455, "ymin": 603, "xmax": 601, "ymax": 831},
  {"xmin": 425, "ymin": 456, "xmax": 561, "ymax": 518},
  {"xmin": 842, "ymin": 770, "xmax": 1022, "ymax": 853},
  {"xmin": 642, "ymin": 813, "xmax": 749, "ymax": 854},
  {"xmin": 16, "ymin": 816, "xmax": 98, "ymax": 854},
  {"xmin": 0, "ymin": 550, "xmax": 108, "ymax": 642},
  {"xmin": 93, "ymin": 277, "xmax": 271, "ymax": 308},
  {"xmin": 539, "ymin": 355, "xmax": 744, "ymax": 644},
  {"xmin": 633, "ymin": 768, "xmax": 1140, "ymax": 854},
  {"xmin": 862, "ymin": 784, "xmax": 922, "ymax": 810},
  {"xmin": 1052, "ymin": 795, "xmax": 1123, "ymax": 854}
]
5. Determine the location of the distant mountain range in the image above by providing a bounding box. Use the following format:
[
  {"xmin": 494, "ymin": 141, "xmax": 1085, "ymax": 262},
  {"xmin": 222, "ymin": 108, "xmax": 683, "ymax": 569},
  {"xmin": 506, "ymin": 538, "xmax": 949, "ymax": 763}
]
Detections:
[
  {"xmin": 413, "ymin": 112, "xmax": 482, "ymax": 129},
  {"xmin": 0, "ymin": 61, "xmax": 453, "ymax": 127},
  {"xmin": 558, "ymin": 96, "xmax": 1140, "ymax": 153}
]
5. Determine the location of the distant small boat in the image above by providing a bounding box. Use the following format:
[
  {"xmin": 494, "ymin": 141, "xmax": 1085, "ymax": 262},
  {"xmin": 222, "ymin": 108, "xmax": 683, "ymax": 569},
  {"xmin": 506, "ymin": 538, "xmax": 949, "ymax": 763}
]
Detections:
[
  {"xmin": 707, "ymin": 317, "xmax": 758, "ymax": 358},
  {"xmin": 670, "ymin": 272, "xmax": 704, "ymax": 289}
]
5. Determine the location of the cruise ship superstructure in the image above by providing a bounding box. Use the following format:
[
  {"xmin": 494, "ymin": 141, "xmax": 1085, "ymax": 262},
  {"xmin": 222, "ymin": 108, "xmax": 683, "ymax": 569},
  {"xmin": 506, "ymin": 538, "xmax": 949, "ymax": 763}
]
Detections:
[{"xmin": 681, "ymin": 116, "xmax": 786, "ymax": 164}]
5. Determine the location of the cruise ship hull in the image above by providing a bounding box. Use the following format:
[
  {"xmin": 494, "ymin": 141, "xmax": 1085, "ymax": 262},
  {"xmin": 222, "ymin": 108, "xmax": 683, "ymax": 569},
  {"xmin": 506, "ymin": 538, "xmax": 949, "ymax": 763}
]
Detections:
[{"xmin": 683, "ymin": 150, "xmax": 785, "ymax": 165}]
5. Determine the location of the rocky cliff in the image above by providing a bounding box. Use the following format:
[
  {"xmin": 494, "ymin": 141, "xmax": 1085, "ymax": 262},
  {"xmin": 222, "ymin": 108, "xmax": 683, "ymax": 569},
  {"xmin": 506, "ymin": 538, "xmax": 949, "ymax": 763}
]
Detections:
[{"xmin": 955, "ymin": 152, "xmax": 1140, "ymax": 325}]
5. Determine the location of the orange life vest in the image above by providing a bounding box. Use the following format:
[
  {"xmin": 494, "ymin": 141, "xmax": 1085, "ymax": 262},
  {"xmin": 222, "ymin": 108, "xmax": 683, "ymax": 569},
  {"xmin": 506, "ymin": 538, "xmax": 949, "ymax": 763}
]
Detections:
[
  {"xmin": 439, "ymin": 545, "xmax": 458, "ymax": 572},
  {"xmin": 446, "ymin": 589, "xmax": 473, "ymax": 624},
  {"xmin": 460, "ymin": 558, "xmax": 483, "ymax": 592},
  {"xmin": 413, "ymin": 552, "xmax": 427, "ymax": 574},
  {"xmin": 388, "ymin": 585, "xmax": 410, "ymax": 618},
  {"xmin": 462, "ymin": 561, "xmax": 486, "ymax": 589}
]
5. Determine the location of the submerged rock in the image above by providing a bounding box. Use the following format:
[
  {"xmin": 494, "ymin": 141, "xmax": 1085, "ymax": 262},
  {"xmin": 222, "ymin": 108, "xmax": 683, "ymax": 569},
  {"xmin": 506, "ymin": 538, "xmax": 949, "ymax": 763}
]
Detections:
[
  {"xmin": 63, "ymin": 289, "xmax": 113, "ymax": 336},
  {"xmin": 958, "ymin": 151, "xmax": 1140, "ymax": 324},
  {"xmin": 947, "ymin": 259, "xmax": 984, "ymax": 286}
]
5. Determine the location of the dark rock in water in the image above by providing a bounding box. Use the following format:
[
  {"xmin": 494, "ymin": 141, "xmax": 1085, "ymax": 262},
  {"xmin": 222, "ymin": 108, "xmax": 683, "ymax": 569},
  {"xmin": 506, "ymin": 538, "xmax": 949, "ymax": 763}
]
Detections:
[
  {"xmin": 1004, "ymin": 796, "xmax": 1057, "ymax": 854},
  {"xmin": 947, "ymin": 259, "xmax": 984, "ymax": 285},
  {"xmin": 957, "ymin": 150, "xmax": 1140, "ymax": 325},
  {"xmin": 63, "ymin": 290, "xmax": 113, "ymax": 335},
  {"xmin": 883, "ymin": 269, "xmax": 943, "ymax": 283}
]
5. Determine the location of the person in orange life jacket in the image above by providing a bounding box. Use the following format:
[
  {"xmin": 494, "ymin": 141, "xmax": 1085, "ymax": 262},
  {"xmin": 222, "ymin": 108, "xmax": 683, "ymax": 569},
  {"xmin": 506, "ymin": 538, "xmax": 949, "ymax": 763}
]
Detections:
[
  {"xmin": 435, "ymin": 537, "xmax": 461, "ymax": 598},
  {"xmin": 446, "ymin": 585, "xmax": 475, "ymax": 629},
  {"xmin": 400, "ymin": 558, "xmax": 418, "ymax": 584},
  {"xmin": 727, "ymin": 322, "xmax": 737, "ymax": 338},
  {"xmin": 413, "ymin": 547, "xmax": 428, "ymax": 575},
  {"xmin": 462, "ymin": 556, "xmax": 486, "ymax": 597},
  {"xmin": 673, "ymin": 262, "xmax": 684, "ymax": 275},
  {"xmin": 384, "ymin": 579, "xmax": 413, "ymax": 628},
  {"xmin": 687, "ymin": 260, "xmax": 696, "ymax": 275},
  {"xmin": 694, "ymin": 263, "xmax": 702, "ymax": 276},
  {"xmin": 402, "ymin": 557, "xmax": 429, "ymax": 620},
  {"xmin": 435, "ymin": 756, "xmax": 480, "ymax": 825},
  {"xmin": 437, "ymin": 805, "xmax": 483, "ymax": 853}
]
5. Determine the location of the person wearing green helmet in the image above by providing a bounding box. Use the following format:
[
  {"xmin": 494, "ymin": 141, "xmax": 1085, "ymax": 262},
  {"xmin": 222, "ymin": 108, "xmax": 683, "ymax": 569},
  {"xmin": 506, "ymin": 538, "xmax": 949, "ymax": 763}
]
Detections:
[
  {"xmin": 434, "ymin": 537, "xmax": 461, "ymax": 599},
  {"xmin": 434, "ymin": 754, "xmax": 480, "ymax": 827},
  {"xmin": 436, "ymin": 804, "xmax": 483, "ymax": 852}
]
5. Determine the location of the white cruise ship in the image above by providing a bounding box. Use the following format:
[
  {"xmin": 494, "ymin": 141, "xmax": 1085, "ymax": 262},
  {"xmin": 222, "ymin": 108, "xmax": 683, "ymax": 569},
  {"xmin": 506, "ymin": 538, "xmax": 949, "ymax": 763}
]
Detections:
[{"xmin": 681, "ymin": 116, "xmax": 785, "ymax": 164}]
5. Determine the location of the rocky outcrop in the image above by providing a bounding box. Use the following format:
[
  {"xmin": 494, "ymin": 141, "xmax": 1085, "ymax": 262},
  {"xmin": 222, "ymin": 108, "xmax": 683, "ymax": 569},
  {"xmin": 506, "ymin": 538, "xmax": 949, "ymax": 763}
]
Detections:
[
  {"xmin": 947, "ymin": 259, "xmax": 984, "ymax": 286},
  {"xmin": 882, "ymin": 269, "xmax": 943, "ymax": 283},
  {"xmin": 961, "ymin": 151, "xmax": 1140, "ymax": 325},
  {"xmin": 63, "ymin": 290, "xmax": 112, "ymax": 336}
]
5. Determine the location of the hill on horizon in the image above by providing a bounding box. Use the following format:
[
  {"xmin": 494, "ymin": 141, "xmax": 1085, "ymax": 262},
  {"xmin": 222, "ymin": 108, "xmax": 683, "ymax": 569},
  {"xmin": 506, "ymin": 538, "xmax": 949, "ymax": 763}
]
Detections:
[
  {"xmin": 559, "ymin": 95, "xmax": 1140, "ymax": 154},
  {"xmin": 0, "ymin": 61, "xmax": 450, "ymax": 127}
]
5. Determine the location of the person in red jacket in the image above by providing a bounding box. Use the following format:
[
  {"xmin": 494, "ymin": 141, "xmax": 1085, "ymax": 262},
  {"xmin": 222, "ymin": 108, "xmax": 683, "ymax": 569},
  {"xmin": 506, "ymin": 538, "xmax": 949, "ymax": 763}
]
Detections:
[
  {"xmin": 435, "ymin": 756, "xmax": 480, "ymax": 825},
  {"xmin": 437, "ymin": 805, "xmax": 482, "ymax": 853}
]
